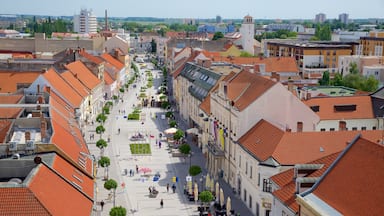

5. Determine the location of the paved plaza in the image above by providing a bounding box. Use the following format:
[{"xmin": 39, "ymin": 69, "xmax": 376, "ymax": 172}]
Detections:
[{"xmin": 85, "ymin": 63, "xmax": 253, "ymax": 216}]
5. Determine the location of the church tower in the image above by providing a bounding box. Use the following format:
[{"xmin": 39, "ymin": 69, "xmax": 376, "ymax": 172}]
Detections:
[{"xmin": 240, "ymin": 15, "xmax": 255, "ymax": 55}]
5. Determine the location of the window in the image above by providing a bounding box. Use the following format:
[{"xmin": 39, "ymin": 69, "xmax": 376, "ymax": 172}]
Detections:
[
  {"xmin": 361, "ymin": 126, "xmax": 367, "ymax": 130},
  {"xmin": 250, "ymin": 166, "xmax": 253, "ymax": 179},
  {"xmin": 244, "ymin": 189, "xmax": 247, "ymax": 202},
  {"xmin": 320, "ymin": 128, "xmax": 326, "ymax": 131},
  {"xmin": 239, "ymin": 156, "xmax": 241, "ymax": 167},
  {"xmin": 373, "ymin": 126, "xmax": 377, "ymax": 130},
  {"xmin": 330, "ymin": 128, "xmax": 335, "ymax": 131},
  {"xmin": 257, "ymin": 173, "xmax": 260, "ymax": 186},
  {"xmin": 263, "ymin": 179, "xmax": 272, "ymax": 192},
  {"xmin": 352, "ymin": 127, "xmax": 358, "ymax": 131},
  {"xmin": 256, "ymin": 202, "xmax": 260, "ymax": 216},
  {"xmin": 245, "ymin": 162, "xmax": 248, "ymax": 174},
  {"xmin": 249, "ymin": 195, "xmax": 252, "ymax": 209}
]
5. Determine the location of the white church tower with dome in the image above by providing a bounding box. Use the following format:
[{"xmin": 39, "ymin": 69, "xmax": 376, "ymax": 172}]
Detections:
[{"xmin": 240, "ymin": 15, "xmax": 255, "ymax": 55}]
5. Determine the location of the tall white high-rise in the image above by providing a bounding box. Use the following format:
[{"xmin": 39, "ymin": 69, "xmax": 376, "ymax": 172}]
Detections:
[
  {"xmin": 240, "ymin": 15, "xmax": 255, "ymax": 55},
  {"xmin": 339, "ymin": 13, "xmax": 349, "ymax": 25},
  {"xmin": 315, "ymin": 13, "xmax": 326, "ymax": 23},
  {"xmin": 73, "ymin": 9, "xmax": 97, "ymax": 34}
]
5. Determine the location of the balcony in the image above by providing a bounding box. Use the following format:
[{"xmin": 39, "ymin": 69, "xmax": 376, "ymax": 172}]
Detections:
[{"xmin": 206, "ymin": 141, "xmax": 225, "ymax": 157}]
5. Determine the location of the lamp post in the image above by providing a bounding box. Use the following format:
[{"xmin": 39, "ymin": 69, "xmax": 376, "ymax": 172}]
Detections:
[
  {"xmin": 189, "ymin": 152, "xmax": 193, "ymax": 170},
  {"xmin": 200, "ymin": 175, "xmax": 205, "ymax": 191}
]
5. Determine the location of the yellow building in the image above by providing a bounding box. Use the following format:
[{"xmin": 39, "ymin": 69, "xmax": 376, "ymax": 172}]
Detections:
[
  {"xmin": 266, "ymin": 40, "xmax": 355, "ymax": 78},
  {"xmin": 359, "ymin": 31, "xmax": 384, "ymax": 56}
]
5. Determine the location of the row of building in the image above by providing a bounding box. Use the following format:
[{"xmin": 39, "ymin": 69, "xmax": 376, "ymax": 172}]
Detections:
[
  {"xmin": 0, "ymin": 46, "xmax": 131, "ymax": 214},
  {"xmin": 167, "ymin": 39, "xmax": 384, "ymax": 215}
]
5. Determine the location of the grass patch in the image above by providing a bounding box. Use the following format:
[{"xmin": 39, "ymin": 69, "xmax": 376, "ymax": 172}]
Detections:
[
  {"xmin": 139, "ymin": 93, "xmax": 147, "ymax": 98},
  {"xmin": 128, "ymin": 113, "xmax": 140, "ymax": 120},
  {"xmin": 130, "ymin": 143, "xmax": 151, "ymax": 154}
]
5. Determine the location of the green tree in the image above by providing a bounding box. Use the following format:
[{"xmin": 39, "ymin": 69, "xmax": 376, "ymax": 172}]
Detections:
[
  {"xmin": 96, "ymin": 139, "xmax": 108, "ymax": 156},
  {"xmin": 212, "ymin": 32, "xmax": 224, "ymax": 40},
  {"xmin": 109, "ymin": 206, "xmax": 127, "ymax": 216},
  {"xmin": 362, "ymin": 75, "xmax": 379, "ymax": 92},
  {"xmin": 96, "ymin": 114, "xmax": 107, "ymax": 125},
  {"xmin": 199, "ymin": 190, "xmax": 214, "ymax": 204},
  {"xmin": 169, "ymin": 120, "xmax": 177, "ymax": 128},
  {"xmin": 189, "ymin": 165, "xmax": 202, "ymax": 176},
  {"xmin": 173, "ymin": 129, "xmax": 184, "ymax": 141},
  {"xmin": 315, "ymin": 24, "xmax": 331, "ymax": 41},
  {"xmin": 179, "ymin": 144, "xmax": 191, "ymax": 155},
  {"xmin": 332, "ymin": 72, "xmax": 344, "ymax": 86},
  {"xmin": 104, "ymin": 179, "xmax": 118, "ymax": 207},
  {"xmin": 98, "ymin": 156, "xmax": 111, "ymax": 180},
  {"xmin": 96, "ymin": 125, "xmax": 106, "ymax": 138},
  {"xmin": 319, "ymin": 71, "xmax": 330, "ymax": 85},
  {"xmin": 349, "ymin": 62, "xmax": 359, "ymax": 74}
]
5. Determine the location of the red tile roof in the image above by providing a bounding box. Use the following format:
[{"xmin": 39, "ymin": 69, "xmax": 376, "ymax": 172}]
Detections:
[
  {"xmin": 42, "ymin": 68, "xmax": 83, "ymax": 108},
  {"xmin": 0, "ymin": 71, "xmax": 43, "ymax": 93},
  {"xmin": 310, "ymin": 137, "xmax": 384, "ymax": 215},
  {"xmin": 303, "ymin": 96, "xmax": 374, "ymax": 120},
  {"xmin": 29, "ymin": 164, "xmax": 93, "ymax": 216},
  {"xmin": 199, "ymin": 94, "xmax": 211, "ymax": 114},
  {"xmin": 61, "ymin": 71, "xmax": 90, "ymax": 97},
  {"xmin": 49, "ymin": 92, "xmax": 93, "ymax": 176},
  {"xmin": 65, "ymin": 61, "xmax": 101, "ymax": 90},
  {"xmin": 101, "ymin": 53, "xmax": 124, "ymax": 70},
  {"xmin": 238, "ymin": 119, "xmax": 384, "ymax": 165},
  {"xmin": 225, "ymin": 70, "xmax": 276, "ymax": 111},
  {"xmin": 104, "ymin": 71, "xmax": 114, "ymax": 85},
  {"xmin": 0, "ymin": 188, "xmax": 51, "ymax": 215},
  {"xmin": 270, "ymin": 152, "xmax": 340, "ymax": 213},
  {"xmin": 79, "ymin": 50, "xmax": 103, "ymax": 64}
]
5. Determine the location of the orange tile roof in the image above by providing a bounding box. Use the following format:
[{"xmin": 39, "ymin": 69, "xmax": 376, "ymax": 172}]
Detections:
[
  {"xmin": 65, "ymin": 61, "xmax": 101, "ymax": 90},
  {"xmin": 310, "ymin": 137, "xmax": 384, "ymax": 215},
  {"xmin": 49, "ymin": 92, "xmax": 93, "ymax": 176},
  {"xmin": 104, "ymin": 71, "xmax": 114, "ymax": 85},
  {"xmin": 303, "ymin": 96, "xmax": 374, "ymax": 120},
  {"xmin": 270, "ymin": 152, "xmax": 340, "ymax": 213},
  {"xmin": 79, "ymin": 50, "xmax": 104, "ymax": 64},
  {"xmin": 101, "ymin": 53, "xmax": 124, "ymax": 70},
  {"xmin": 238, "ymin": 119, "xmax": 384, "ymax": 165},
  {"xmin": 29, "ymin": 165, "xmax": 93, "ymax": 216},
  {"xmin": 0, "ymin": 120, "xmax": 11, "ymax": 143},
  {"xmin": 225, "ymin": 70, "xmax": 276, "ymax": 111},
  {"xmin": 52, "ymin": 155, "xmax": 94, "ymax": 199},
  {"xmin": 42, "ymin": 68, "xmax": 83, "ymax": 108},
  {"xmin": 0, "ymin": 188, "xmax": 51, "ymax": 215},
  {"xmin": 0, "ymin": 94, "xmax": 23, "ymax": 118},
  {"xmin": 0, "ymin": 71, "xmax": 42, "ymax": 93},
  {"xmin": 199, "ymin": 94, "xmax": 211, "ymax": 114},
  {"xmin": 61, "ymin": 71, "xmax": 90, "ymax": 97}
]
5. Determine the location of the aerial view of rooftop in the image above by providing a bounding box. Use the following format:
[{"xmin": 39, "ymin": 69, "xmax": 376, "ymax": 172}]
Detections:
[{"xmin": 0, "ymin": 0, "xmax": 383, "ymax": 215}]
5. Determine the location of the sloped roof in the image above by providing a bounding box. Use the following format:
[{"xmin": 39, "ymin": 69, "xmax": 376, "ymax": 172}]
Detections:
[
  {"xmin": 0, "ymin": 71, "xmax": 43, "ymax": 93},
  {"xmin": 104, "ymin": 71, "xmax": 114, "ymax": 85},
  {"xmin": 65, "ymin": 61, "xmax": 101, "ymax": 90},
  {"xmin": 78, "ymin": 50, "xmax": 103, "ymax": 64},
  {"xmin": 29, "ymin": 164, "xmax": 93, "ymax": 216},
  {"xmin": 226, "ymin": 70, "xmax": 276, "ymax": 111},
  {"xmin": 101, "ymin": 53, "xmax": 124, "ymax": 70},
  {"xmin": 270, "ymin": 152, "xmax": 340, "ymax": 213},
  {"xmin": 0, "ymin": 188, "xmax": 51, "ymax": 215},
  {"xmin": 61, "ymin": 71, "xmax": 90, "ymax": 97},
  {"xmin": 199, "ymin": 94, "xmax": 211, "ymax": 114},
  {"xmin": 303, "ymin": 96, "xmax": 374, "ymax": 120},
  {"xmin": 42, "ymin": 68, "xmax": 83, "ymax": 108},
  {"xmin": 238, "ymin": 119, "xmax": 384, "ymax": 165},
  {"xmin": 305, "ymin": 137, "xmax": 384, "ymax": 215},
  {"xmin": 49, "ymin": 92, "xmax": 93, "ymax": 176}
]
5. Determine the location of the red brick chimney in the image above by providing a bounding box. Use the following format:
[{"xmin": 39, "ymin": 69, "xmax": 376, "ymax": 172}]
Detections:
[
  {"xmin": 46, "ymin": 86, "xmax": 51, "ymax": 94},
  {"xmin": 25, "ymin": 131, "xmax": 31, "ymax": 142},
  {"xmin": 339, "ymin": 121, "xmax": 347, "ymax": 131},
  {"xmin": 41, "ymin": 117, "xmax": 46, "ymax": 138},
  {"xmin": 297, "ymin": 122, "xmax": 303, "ymax": 132}
]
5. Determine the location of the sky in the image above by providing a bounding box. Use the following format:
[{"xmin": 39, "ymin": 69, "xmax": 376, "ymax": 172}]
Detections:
[{"xmin": 2, "ymin": 0, "xmax": 384, "ymax": 20}]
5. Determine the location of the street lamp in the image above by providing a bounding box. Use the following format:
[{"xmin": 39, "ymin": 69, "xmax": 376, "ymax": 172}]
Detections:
[
  {"xmin": 200, "ymin": 175, "xmax": 205, "ymax": 192},
  {"xmin": 189, "ymin": 152, "xmax": 193, "ymax": 170}
]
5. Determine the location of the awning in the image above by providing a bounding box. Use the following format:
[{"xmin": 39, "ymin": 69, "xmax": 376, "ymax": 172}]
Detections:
[{"xmin": 186, "ymin": 128, "xmax": 198, "ymax": 134}]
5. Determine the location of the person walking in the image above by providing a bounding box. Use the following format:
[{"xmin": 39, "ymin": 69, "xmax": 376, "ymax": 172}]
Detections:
[
  {"xmin": 136, "ymin": 165, "xmax": 139, "ymax": 174},
  {"xmin": 166, "ymin": 183, "xmax": 169, "ymax": 193},
  {"xmin": 100, "ymin": 200, "xmax": 104, "ymax": 211},
  {"xmin": 172, "ymin": 184, "xmax": 176, "ymax": 193},
  {"xmin": 160, "ymin": 199, "xmax": 164, "ymax": 208}
]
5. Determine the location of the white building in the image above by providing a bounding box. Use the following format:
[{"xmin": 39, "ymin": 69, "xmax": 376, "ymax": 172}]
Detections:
[
  {"xmin": 339, "ymin": 13, "xmax": 349, "ymax": 25},
  {"xmin": 240, "ymin": 15, "xmax": 255, "ymax": 55},
  {"xmin": 73, "ymin": 9, "xmax": 97, "ymax": 34},
  {"xmin": 315, "ymin": 13, "xmax": 326, "ymax": 23}
]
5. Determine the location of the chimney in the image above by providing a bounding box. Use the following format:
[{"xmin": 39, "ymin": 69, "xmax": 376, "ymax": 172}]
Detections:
[
  {"xmin": 38, "ymin": 96, "xmax": 44, "ymax": 104},
  {"xmin": 288, "ymin": 80, "xmax": 294, "ymax": 92},
  {"xmin": 297, "ymin": 122, "xmax": 303, "ymax": 132},
  {"xmin": 271, "ymin": 72, "xmax": 280, "ymax": 82},
  {"xmin": 25, "ymin": 131, "xmax": 31, "ymax": 142},
  {"xmin": 37, "ymin": 84, "xmax": 40, "ymax": 94},
  {"xmin": 40, "ymin": 117, "xmax": 46, "ymax": 139},
  {"xmin": 306, "ymin": 92, "xmax": 311, "ymax": 100},
  {"xmin": 286, "ymin": 128, "xmax": 291, "ymax": 132},
  {"xmin": 46, "ymin": 86, "xmax": 51, "ymax": 94},
  {"xmin": 339, "ymin": 121, "xmax": 347, "ymax": 131}
]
